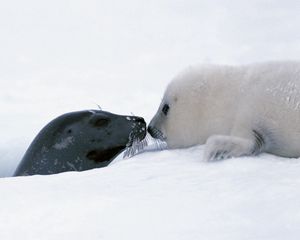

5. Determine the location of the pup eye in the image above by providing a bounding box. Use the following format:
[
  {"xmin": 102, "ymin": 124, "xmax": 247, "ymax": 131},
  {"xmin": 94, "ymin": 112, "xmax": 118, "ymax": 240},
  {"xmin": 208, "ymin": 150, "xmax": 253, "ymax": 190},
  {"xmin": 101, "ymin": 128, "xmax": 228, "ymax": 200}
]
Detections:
[{"xmin": 162, "ymin": 104, "xmax": 170, "ymax": 115}]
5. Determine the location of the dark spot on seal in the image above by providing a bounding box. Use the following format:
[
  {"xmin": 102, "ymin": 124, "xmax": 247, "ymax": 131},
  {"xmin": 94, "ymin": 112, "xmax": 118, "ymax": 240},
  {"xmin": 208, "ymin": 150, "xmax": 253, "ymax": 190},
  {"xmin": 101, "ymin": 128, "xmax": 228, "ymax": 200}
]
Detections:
[
  {"xmin": 86, "ymin": 150, "xmax": 97, "ymax": 160},
  {"xmin": 67, "ymin": 129, "xmax": 72, "ymax": 134},
  {"xmin": 86, "ymin": 146, "xmax": 124, "ymax": 163},
  {"xmin": 252, "ymin": 129, "xmax": 265, "ymax": 154}
]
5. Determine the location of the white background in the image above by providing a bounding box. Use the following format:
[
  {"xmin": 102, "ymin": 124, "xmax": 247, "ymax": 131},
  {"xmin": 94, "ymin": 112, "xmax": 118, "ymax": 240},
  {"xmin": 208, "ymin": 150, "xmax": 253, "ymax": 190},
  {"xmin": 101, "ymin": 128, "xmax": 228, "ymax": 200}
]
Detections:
[{"xmin": 1, "ymin": 1, "xmax": 300, "ymax": 239}]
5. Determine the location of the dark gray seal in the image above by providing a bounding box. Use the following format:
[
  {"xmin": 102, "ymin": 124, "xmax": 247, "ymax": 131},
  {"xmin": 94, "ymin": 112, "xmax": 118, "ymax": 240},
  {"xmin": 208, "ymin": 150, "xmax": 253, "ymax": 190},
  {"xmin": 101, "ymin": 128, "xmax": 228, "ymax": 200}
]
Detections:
[{"xmin": 14, "ymin": 110, "xmax": 146, "ymax": 176}]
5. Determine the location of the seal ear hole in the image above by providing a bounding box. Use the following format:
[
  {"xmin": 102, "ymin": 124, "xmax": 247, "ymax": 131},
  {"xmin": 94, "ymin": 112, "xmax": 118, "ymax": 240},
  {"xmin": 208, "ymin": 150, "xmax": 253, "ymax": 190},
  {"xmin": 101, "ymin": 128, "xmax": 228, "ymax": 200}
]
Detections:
[{"xmin": 67, "ymin": 129, "xmax": 72, "ymax": 134}]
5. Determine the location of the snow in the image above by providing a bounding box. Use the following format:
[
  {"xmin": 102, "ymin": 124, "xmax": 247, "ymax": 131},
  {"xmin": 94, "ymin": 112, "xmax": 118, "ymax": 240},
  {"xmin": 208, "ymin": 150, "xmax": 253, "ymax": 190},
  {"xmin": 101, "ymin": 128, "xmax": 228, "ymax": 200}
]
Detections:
[
  {"xmin": 1, "ymin": 0, "xmax": 300, "ymax": 239},
  {"xmin": 2, "ymin": 150, "xmax": 300, "ymax": 240}
]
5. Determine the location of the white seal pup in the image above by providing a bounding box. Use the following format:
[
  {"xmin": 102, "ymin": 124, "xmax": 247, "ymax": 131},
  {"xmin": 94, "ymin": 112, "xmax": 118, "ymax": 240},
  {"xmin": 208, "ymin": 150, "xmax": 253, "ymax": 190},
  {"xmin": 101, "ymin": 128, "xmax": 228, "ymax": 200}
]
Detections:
[{"xmin": 148, "ymin": 61, "xmax": 300, "ymax": 160}]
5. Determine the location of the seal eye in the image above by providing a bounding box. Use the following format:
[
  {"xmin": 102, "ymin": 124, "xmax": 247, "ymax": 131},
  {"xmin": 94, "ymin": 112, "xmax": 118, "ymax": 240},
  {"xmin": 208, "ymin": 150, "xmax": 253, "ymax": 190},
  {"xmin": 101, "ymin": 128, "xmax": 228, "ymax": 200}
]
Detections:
[
  {"xmin": 162, "ymin": 104, "xmax": 170, "ymax": 116},
  {"xmin": 94, "ymin": 118, "xmax": 110, "ymax": 127}
]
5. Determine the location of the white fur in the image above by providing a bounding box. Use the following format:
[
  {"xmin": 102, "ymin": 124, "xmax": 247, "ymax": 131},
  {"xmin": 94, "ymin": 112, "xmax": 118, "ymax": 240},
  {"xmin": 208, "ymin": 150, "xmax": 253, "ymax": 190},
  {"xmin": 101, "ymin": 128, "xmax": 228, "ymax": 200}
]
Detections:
[{"xmin": 148, "ymin": 61, "xmax": 300, "ymax": 160}]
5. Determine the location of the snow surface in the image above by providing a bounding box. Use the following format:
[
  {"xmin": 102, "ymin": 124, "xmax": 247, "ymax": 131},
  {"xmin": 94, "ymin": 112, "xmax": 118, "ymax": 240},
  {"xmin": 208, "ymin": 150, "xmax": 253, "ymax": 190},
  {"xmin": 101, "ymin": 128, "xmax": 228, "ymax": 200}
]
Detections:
[
  {"xmin": 2, "ymin": 150, "xmax": 300, "ymax": 240},
  {"xmin": 1, "ymin": 0, "xmax": 300, "ymax": 239}
]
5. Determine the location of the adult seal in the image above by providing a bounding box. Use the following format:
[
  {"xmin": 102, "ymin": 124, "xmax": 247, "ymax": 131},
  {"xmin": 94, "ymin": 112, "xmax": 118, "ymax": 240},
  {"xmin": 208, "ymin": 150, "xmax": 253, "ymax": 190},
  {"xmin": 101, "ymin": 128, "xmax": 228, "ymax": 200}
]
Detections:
[
  {"xmin": 14, "ymin": 110, "xmax": 146, "ymax": 176},
  {"xmin": 148, "ymin": 61, "xmax": 300, "ymax": 161}
]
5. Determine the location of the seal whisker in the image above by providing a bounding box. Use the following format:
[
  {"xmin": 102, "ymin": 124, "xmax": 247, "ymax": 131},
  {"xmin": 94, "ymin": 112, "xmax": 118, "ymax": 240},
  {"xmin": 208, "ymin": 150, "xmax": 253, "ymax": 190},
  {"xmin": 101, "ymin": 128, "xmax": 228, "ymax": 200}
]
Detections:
[{"xmin": 123, "ymin": 136, "xmax": 149, "ymax": 159}]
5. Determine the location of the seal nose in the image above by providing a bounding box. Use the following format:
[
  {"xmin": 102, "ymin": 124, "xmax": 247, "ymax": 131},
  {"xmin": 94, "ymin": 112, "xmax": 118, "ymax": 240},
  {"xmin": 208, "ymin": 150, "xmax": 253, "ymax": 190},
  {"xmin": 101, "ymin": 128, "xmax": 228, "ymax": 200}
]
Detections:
[
  {"xmin": 130, "ymin": 117, "xmax": 147, "ymax": 141},
  {"xmin": 132, "ymin": 117, "xmax": 146, "ymax": 129},
  {"xmin": 134, "ymin": 117, "xmax": 145, "ymax": 124}
]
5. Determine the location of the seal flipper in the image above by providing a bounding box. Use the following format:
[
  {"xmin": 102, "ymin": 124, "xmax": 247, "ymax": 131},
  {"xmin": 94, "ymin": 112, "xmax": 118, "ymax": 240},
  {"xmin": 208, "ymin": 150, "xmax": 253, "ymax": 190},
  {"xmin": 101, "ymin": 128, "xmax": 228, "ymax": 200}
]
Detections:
[{"xmin": 204, "ymin": 134, "xmax": 260, "ymax": 161}]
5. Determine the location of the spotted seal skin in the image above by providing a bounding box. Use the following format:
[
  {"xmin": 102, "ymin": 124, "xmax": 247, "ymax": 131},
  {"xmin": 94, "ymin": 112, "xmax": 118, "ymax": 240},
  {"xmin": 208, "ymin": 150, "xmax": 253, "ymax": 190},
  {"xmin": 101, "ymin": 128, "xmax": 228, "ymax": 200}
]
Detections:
[{"xmin": 14, "ymin": 110, "xmax": 146, "ymax": 176}]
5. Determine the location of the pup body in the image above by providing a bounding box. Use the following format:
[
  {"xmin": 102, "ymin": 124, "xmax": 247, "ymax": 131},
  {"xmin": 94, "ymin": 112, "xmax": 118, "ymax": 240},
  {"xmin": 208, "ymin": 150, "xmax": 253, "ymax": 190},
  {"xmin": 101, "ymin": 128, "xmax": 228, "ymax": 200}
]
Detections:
[{"xmin": 148, "ymin": 61, "xmax": 300, "ymax": 160}]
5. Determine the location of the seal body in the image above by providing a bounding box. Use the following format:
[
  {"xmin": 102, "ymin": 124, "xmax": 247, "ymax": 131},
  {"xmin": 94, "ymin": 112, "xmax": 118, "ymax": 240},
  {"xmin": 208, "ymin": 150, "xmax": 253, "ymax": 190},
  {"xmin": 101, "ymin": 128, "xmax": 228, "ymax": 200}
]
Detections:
[
  {"xmin": 14, "ymin": 110, "xmax": 146, "ymax": 176},
  {"xmin": 148, "ymin": 61, "xmax": 300, "ymax": 160}
]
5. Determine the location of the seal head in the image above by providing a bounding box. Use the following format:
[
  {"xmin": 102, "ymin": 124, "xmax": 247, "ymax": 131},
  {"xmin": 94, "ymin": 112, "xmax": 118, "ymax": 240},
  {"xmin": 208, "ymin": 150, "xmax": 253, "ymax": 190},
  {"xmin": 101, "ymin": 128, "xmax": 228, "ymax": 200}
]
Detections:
[{"xmin": 14, "ymin": 110, "xmax": 146, "ymax": 176}]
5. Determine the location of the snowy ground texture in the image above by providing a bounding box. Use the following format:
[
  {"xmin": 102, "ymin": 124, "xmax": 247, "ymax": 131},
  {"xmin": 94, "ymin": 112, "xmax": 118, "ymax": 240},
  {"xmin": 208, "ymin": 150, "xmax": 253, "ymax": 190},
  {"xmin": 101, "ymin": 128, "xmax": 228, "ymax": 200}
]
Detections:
[{"xmin": 1, "ymin": 0, "xmax": 300, "ymax": 239}]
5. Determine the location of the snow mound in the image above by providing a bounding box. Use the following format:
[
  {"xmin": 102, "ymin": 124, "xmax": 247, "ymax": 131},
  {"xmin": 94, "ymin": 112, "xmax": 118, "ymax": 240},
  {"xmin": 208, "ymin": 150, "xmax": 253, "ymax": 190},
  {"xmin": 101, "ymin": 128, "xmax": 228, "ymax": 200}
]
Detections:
[{"xmin": 1, "ymin": 147, "xmax": 300, "ymax": 240}]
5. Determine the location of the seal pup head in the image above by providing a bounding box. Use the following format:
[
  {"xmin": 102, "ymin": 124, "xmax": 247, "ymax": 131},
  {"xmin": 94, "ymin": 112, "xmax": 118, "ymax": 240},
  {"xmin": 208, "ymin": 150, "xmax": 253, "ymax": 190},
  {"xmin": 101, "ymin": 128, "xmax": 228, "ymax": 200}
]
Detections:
[
  {"xmin": 14, "ymin": 110, "xmax": 147, "ymax": 176},
  {"xmin": 148, "ymin": 68, "xmax": 209, "ymax": 148}
]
